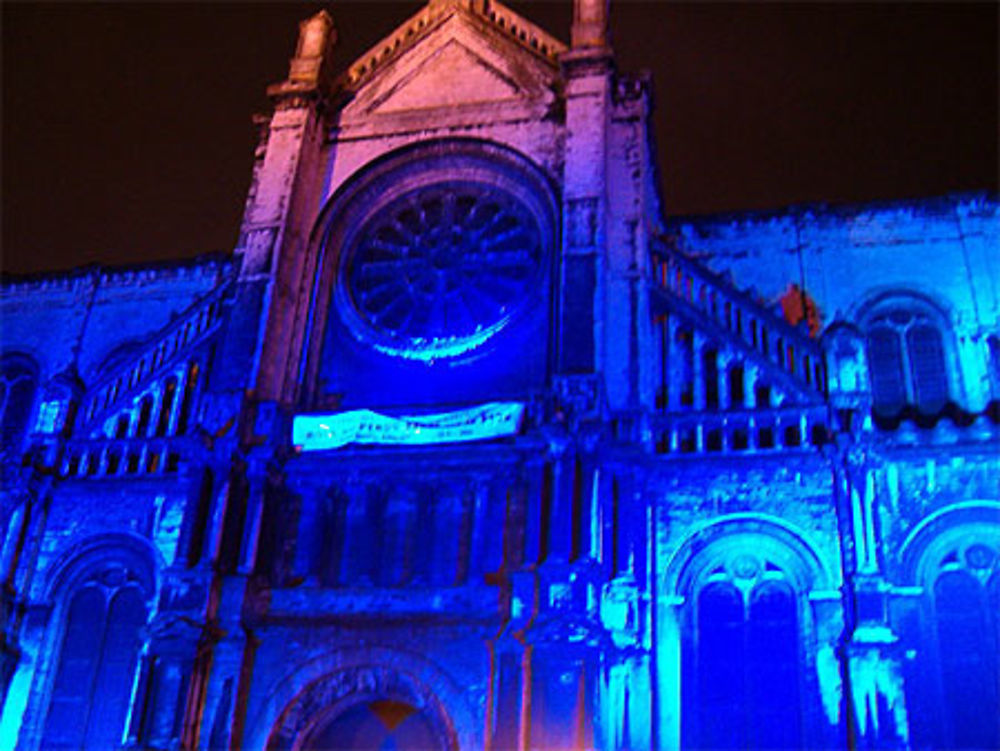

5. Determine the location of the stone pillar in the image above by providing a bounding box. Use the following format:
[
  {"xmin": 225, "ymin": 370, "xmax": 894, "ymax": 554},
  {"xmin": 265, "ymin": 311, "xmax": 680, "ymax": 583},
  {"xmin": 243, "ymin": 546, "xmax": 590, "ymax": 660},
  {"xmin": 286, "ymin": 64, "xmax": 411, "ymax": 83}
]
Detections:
[
  {"xmin": 692, "ymin": 331, "xmax": 706, "ymax": 410},
  {"xmin": 717, "ymin": 352, "xmax": 732, "ymax": 410},
  {"xmin": 166, "ymin": 368, "xmax": 186, "ymax": 436},
  {"xmin": 429, "ymin": 487, "xmax": 462, "ymax": 586},
  {"xmin": 466, "ymin": 479, "xmax": 495, "ymax": 578},
  {"xmin": 547, "ymin": 455, "xmax": 575, "ymax": 563},
  {"xmin": 232, "ymin": 10, "xmax": 336, "ymax": 403},
  {"xmin": 845, "ymin": 625, "xmax": 911, "ymax": 750},
  {"xmin": 667, "ymin": 317, "xmax": 681, "ymax": 411},
  {"xmin": 744, "ymin": 364, "xmax": 759, "ymax": 409},
  {"xmin": 489, "ymin": 637, "xmax": 528, "ymax": 751},
  {"xmin": 339, "ymin": 485, "xmax": 374, "ymax": 586},
  {"xmin": 236, "ymin": 452, "xmax": 270, "ymax": 575},
  {"xmin": 136, "ymin": 619, "xmax": 203, "ymax": 750},
  {"xmin": 526, "ymin": 641, "xmax": 599, "ymax": 750},
  {"xmin": 655, "ymin": 597, "xmax": 684, "ymax": 750},
  {"xmin": 381, "ymin": 486, "xmax": 417, "ymax": 587},
  {"xmin": 521, "ymin": 462, "xmax": 546, "ymax": 569},
  {"xmin": 558, "ymin": 19, "xmax": 611, "ymax": 383},
  {"xmin": 190, "ymin": 585, "xmax": 255, "ymax": 751}
]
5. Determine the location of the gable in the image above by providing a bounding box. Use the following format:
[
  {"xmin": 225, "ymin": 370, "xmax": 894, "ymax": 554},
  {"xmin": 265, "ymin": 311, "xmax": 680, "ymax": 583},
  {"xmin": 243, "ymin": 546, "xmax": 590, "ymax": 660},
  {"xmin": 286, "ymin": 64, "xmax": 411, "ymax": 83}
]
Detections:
[
  {"xmin": 371, "ymin": 39, "xmax": 519, "ymax": 113},
  {"xmin": 339, "ymin": 8, "xmax": 561, "ymax": 120}
]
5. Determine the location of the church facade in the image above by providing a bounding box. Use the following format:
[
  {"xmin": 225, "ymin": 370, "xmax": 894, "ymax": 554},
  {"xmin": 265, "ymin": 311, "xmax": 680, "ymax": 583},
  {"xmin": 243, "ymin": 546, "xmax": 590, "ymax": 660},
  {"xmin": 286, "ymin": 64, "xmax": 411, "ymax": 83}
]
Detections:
[{"xmin": 2, "ymin": 1, "xmax": 998, "ymax": 749}]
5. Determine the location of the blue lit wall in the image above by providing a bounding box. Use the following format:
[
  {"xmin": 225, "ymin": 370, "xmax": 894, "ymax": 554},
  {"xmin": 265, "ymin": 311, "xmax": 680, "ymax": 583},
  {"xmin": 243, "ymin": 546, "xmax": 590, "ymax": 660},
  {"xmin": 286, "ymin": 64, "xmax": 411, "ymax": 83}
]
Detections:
[{"xmin": 1, "ymin": 2, "xmax": 998, "ymax": 749}]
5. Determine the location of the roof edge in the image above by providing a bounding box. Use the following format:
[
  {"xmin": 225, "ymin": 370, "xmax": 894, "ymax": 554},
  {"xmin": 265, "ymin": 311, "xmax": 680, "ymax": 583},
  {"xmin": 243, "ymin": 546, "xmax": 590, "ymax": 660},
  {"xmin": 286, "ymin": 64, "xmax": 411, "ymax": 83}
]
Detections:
[
  {"xmin": 664, "ymin": 190, "xmax": 1000, "ymax": 228},
  {"xmin": 338, "ymin": 0, "xmax": 567, "ymax": 92},
  {"xmin": 1, "ymin": 252, "xmax": 234, "ymax": 293}
]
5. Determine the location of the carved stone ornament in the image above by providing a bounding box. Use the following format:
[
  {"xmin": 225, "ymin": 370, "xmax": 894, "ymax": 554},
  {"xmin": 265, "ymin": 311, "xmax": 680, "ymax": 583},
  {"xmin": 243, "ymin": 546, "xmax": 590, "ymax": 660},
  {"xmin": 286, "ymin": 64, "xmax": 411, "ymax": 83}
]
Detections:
[
  {"xmin": 341, "ymin": 183, "xmax": 544, "ymax": 361},
  {"xmin": 267, "ymin": 665, "xmax": 456, "ymax": 751}
]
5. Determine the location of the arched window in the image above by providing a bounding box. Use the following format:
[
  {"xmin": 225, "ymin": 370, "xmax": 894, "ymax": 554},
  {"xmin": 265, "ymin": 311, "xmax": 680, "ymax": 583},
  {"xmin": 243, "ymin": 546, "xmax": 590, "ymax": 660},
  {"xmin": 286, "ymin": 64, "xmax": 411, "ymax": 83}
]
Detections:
[
  {"xmin": 693, "ymin": 576, "xmax": 802, "ymax": 749},
  {"xmin": 42, "ymin": 563, "xmax": 150, "ymax": 749},
  {"xmin": 863, "ymin": 297, "xmax": 951, "ymax": 417},
  {"xmin": 915, "ymin": 535, "xmax": 1000, "ymax": 750},
  {"xmin": 0, "ymin": 356, "xmax": 38, "ymax": 456},
  {"xmin": 684, "ymin": 546, "xmax": 808, "ymax": 750}
]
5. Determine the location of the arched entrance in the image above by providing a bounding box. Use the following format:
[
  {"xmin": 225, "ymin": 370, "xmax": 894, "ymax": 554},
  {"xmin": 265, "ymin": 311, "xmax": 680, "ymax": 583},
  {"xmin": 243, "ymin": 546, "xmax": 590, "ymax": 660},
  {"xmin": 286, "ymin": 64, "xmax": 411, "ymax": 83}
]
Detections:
[
  {"xmin": 267, "ymin": 665, "xmax": 456, "ymax": 751},
  {"xmin": 301, "ymin": 699, "xmax": 442, "ymax": 751}
]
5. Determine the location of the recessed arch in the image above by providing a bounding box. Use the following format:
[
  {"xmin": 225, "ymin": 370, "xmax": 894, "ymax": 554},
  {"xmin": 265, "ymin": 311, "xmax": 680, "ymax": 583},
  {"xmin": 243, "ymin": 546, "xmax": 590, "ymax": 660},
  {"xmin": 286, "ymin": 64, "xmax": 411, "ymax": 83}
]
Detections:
[
  {"xmin": 853, "ymin": 290, "xmax": 961, "ymax": 418},
  {"xmin": 247, "ymin": 646, "xmax": 478, "ymax": 751},
  {"xmin": 896, "ymin": 501, "xmax": 1000, "ymax": 586},
  {"xmin": 1, "ymin": 351, "xmax": 40, "ymax": 455},
  {"xmin": 664, "ymin": 513, "xmax": 832, "ymax": 599},
  {"xmin": 299, "ymin": 137, "xmax": 559, "ymax": 405},
  {"xmin": 268, "ymin": 665, "xmax": 456, "ymax": 751},
  {"xmin": 895, "ymin": 502, "xmax": 1000, "ymax": 750},
  {"xmin": 30, "ymin": 533, "xmax": 158, "ymax": 751},
  {"xmin": 43, "ymin": 531, "xmax": 160, "ymax": 603},
  {"xmin": 664, "ymin": 514, "xmax": 832, "ymax": 751}
]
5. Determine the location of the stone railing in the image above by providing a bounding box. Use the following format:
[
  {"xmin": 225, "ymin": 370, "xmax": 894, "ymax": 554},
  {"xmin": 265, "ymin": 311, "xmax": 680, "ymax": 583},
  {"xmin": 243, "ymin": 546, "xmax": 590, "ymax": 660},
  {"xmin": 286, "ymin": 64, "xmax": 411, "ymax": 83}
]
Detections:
[
  {"xmin": 651, "ymin": 241, "xmax": 826, "ymax": 399},
  {"xmin": 60, "ymin": 435, "xmax": 195, "ymax": 479},
  {"xmin": 81, "ymin": 285, "xmax": 228, "ymax": 432},
  {"xmin": 647, "ymin": 404, "xmax": 830, "ymax": 455}
]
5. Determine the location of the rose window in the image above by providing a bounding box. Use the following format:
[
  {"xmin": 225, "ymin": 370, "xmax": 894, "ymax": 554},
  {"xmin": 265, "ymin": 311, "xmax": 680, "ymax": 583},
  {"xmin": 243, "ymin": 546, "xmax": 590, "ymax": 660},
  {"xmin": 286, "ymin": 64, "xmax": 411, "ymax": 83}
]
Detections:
[{"xmin": 341, "ymin": 182, "xmax": 544, "ymax": 359}]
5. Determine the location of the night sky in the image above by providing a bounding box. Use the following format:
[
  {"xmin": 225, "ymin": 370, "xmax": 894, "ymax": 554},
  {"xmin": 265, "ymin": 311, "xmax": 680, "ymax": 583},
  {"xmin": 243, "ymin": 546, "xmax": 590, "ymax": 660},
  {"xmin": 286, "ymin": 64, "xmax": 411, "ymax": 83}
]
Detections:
[{"xmin": 3, "ymin": 2, "xmax": 997, "ymax": 275}]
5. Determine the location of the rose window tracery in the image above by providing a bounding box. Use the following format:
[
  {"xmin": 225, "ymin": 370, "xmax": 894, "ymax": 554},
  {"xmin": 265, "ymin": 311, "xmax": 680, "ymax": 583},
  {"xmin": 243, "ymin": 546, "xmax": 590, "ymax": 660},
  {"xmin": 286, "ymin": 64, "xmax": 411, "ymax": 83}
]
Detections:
[{"xmin": 338, "ymin": 181, "xmax": 546, "ymax": 361}]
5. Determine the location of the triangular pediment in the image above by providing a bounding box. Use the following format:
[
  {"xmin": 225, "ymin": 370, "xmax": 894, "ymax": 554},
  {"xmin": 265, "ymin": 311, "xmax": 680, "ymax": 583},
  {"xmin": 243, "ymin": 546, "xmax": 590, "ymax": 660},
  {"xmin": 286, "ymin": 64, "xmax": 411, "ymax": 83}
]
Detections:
[
  {"xmin": 338, "ymin": 3, "xmax": 564, "ymax": 120},
  {"xmin": 371, "ymin": 39, "xmax": 520, "ymax": 113}
]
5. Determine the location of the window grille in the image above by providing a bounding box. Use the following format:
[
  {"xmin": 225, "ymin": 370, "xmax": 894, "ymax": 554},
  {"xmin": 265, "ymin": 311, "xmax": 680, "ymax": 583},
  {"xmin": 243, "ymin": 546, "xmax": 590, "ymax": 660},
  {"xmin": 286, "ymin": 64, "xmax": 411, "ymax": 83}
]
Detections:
[{"xmin": 864, "ymin": 301, "xmax": 950, "ymax": 416}]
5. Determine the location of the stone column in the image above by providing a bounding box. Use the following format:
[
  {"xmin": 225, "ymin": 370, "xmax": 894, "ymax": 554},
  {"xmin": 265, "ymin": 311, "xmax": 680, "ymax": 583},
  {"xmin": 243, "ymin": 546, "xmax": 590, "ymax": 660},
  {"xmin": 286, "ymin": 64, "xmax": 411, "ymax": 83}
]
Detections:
[
  {"xmin": 236, "ymin": 453, "xmax": 269, "ymax": 575},
  {"xmin": 692, "ymin": 331, "xmax": 706, "ymax": 410},
  {"xmin": 429, "ymin": 487, "xmax": 463, "ymax": 586},
  {"xmin": 381, "ymin": 486, "xmax": 417, "ymax": 587},
  {"xmin": 845, "ymin": 625, "xmax": 911, "ymax": 750},
  {"xmin": 572, "ymin": 0, "xmax": 609, "ymax": 49},
  {"xmin": 744, "ymin": 364, "xmax": 759, "ymax": 409},
  {"xmin": 558, "ymin": 10, "xmax": 611, "ymax": 384},
  {"xmin": 488, "ymin": 637, "xmax": 528, "ymax": 751},
  {"xmin": 717, "ymin": 352, "xmax": 732, "ymax": 410},
  {"xmin": 466, "ymin": 479, "xmax": 493, "ymax": 578},
  {"xmin": 655, "ymin": 597, "xmax": 684, "ymax": 750},
  {"xmin": 667, "ymin": 318, "xmax": 681, "ymax": 411},
  {"xmin": 339, "ymin": 485, "xmax": 374, "ymax": 586},
  {"xmin": 136, "ymin": 618, "xmax": 204, "ymax": 750}
]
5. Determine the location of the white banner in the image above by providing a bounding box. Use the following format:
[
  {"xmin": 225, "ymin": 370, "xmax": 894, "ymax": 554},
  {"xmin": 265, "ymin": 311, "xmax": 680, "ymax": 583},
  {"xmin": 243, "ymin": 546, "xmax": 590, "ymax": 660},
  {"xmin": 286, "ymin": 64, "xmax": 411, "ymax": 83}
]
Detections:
[{"xmin": 293, "ymin": 401, "xmax": 526, "ymax": 451}]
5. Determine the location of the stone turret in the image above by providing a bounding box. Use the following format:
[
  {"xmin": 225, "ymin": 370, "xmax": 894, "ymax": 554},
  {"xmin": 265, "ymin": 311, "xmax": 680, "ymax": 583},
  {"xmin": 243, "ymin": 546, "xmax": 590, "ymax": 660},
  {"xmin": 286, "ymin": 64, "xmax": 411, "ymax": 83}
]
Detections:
[{"xmin": 572, "ymin": 0, "xmax": 610, "ymax": 50}]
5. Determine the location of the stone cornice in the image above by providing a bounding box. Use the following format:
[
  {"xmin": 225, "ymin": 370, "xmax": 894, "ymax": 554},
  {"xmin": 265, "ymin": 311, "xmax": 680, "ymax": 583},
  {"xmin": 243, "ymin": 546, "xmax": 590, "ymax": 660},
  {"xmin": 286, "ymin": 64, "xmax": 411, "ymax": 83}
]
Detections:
[
  {"xmin": 338, "ymin": 0, "xmax": 566, "ymax": 94},
  {"xmin": 1, "ymin": 253, "xmax": 233, "ymax": 294}
]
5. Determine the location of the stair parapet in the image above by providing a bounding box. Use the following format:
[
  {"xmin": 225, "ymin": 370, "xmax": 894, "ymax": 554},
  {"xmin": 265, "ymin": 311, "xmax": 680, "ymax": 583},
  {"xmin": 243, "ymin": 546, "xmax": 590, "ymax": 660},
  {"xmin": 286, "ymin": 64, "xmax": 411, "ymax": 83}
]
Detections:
[{"xmin": 651, "ymin": 242, "xmax": 826, "ymax": 399}]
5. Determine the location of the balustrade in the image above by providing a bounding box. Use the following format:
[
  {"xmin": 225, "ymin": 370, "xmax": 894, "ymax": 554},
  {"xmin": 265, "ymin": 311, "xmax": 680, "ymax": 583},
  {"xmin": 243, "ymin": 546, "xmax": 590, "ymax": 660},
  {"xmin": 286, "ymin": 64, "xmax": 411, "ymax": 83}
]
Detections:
[
  {"xmin": 652, "ymin": 246, "xmax": 826, "ymax": 397},
  {"xmin": 649, "ymin": 405, "xmax": 829, "ymax": 456},
  {"xmin": 82, "ymin": 288, "xmax": 226, "ymax": 430},
  {"xmin": 61, "ymin": 436, "xmax": 191, "ymax": 479}
]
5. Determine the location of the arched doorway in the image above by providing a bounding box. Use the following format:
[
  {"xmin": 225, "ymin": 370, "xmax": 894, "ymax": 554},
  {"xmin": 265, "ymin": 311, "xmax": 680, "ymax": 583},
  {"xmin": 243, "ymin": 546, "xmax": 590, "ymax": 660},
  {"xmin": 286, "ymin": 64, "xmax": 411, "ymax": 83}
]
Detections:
[
  {"xmin": 267, "ymin": 665, "xmax": 457, "ymax": 751},
  {"xmin": 900, "ymin": 506, "xmax": 1000, "ymax": 750},
  {"xmin": 301, "ymin": 699, "xmax": 443, "ymax": 751},
  {"xmin": 662, "ymin": 515, "xmax": 833, "ymax": 751}
]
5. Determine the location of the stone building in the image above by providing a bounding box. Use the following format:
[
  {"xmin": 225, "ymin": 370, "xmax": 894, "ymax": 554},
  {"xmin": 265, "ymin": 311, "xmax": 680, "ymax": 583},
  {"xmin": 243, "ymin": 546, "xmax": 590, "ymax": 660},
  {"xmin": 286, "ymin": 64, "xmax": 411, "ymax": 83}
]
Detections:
[{"xmin": 2, "ymin": 1, "xmax": 997, "ymax": 749}]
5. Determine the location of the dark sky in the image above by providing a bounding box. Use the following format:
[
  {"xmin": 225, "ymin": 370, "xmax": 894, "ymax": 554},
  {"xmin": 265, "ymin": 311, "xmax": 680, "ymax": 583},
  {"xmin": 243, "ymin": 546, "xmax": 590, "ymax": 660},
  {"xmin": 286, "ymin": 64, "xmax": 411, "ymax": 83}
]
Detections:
[{"xmin": 3, "ymin": 2, "xmax": 997, "ymax": 275}]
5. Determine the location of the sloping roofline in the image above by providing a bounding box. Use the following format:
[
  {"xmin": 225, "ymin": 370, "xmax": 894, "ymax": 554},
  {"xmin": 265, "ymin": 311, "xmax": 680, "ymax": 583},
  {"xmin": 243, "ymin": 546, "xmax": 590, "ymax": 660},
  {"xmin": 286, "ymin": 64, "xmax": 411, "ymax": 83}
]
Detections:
[{"xmin": 337, "ymin": 0, "xmax": 567, "ymax": 92}]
